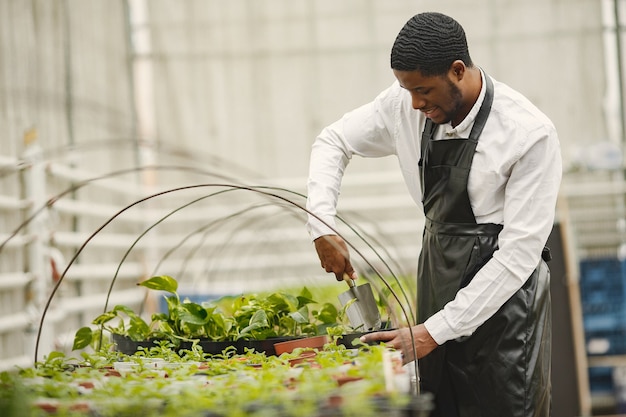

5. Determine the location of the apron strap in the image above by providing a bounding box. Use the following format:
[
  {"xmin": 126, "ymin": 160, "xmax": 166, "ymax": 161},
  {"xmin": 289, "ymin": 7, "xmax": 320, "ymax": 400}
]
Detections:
[
  {"xmin": 469, "ymin": 74, "xmax": 494, "ymax": 140},
  {"xmin": 418, "ymin": 118, "xmax": 438, "ymax": 199},
  {"xmin": 419, "ymin": 118, "xmax": 438, "ymax": 163}
]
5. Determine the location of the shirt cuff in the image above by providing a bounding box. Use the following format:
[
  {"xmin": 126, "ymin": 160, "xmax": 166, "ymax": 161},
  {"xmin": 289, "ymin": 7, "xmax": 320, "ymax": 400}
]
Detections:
[
  {"xmin": 306, "ymin": 216, "xmax": 337, "ymax": 241},
  {"xmin": 423, "ymin": 312, "xmax": 458, "ymax": 345}
]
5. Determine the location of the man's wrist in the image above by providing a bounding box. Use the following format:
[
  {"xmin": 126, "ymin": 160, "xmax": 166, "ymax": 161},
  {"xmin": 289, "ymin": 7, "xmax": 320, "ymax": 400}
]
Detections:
[{"xmin": 423, "ymin": 313, "xmax": 455, "ymax": 345}]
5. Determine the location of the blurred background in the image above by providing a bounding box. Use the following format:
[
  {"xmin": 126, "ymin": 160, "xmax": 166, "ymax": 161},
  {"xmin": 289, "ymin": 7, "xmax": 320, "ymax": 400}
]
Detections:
[{"xmin": 1, "ymin": 0, "xmax": 625, "ymax": 415}]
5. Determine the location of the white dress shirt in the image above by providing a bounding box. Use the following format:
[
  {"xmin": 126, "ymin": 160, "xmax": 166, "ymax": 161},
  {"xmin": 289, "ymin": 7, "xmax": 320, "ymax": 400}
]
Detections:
[{"xmin": 306, "ymin": 71, "xmax": 562, "ymax": 344}]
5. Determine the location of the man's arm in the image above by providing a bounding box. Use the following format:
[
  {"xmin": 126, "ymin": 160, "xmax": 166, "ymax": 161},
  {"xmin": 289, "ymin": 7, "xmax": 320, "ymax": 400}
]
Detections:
[{"xmin": 306, "ymin": 83, "xmax": 400, "ymax": 239}]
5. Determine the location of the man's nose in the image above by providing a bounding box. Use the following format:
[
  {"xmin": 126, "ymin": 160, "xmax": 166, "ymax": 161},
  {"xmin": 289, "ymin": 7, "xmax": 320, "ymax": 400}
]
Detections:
[{"xmin": 411, "ymin": 94, "xmax": 425, "ymax": 110}]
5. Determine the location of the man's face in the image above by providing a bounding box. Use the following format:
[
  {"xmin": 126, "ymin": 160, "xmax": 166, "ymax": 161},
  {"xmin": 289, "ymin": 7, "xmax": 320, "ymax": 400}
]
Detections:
[{"xmin": 393, "ymin": 68, "xmax": 465, "ymax": 126}]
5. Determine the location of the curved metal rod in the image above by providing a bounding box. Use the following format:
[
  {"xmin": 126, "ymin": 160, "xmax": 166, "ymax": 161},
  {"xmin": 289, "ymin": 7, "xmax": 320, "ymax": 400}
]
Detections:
[
  {"xmin": 141, "ymin": 190, "xmax": 412, "ymax": 329},
  {"xmin": 230, "ymin": 187, "xmax": 417, "ymax": 327},
  {"xmin": 117, "ymin": 199, "xmax": 298, "ymax": 317},
  {"xmin": 138, "ymin": 202, "xmax": 278, "ymax": 314},
  {"xmin": 3, "ymin": 161, "xmax": 414, "ymax": 324},
  {"xmin": 331, "ymin": 212, "xmax": 417, "ymax": 325},
  {"xmin": 4, "ymin": 162, "xmax": 414, "ymax": 327},
  {"xmin": 128, "ymin": 196, "xmax": 395, "ymax": 320},
  {"xmin": 148, "ymin": 202, "xmax": 275, "ymax": 280},
  {"xmin": 0, "ymin": 164, "xmax": 240, "ymax": 253},
  {"xmin": 109, "ymin": 193, "xmax": 276, "ymax": 319},
  {"xmin": 0, "ymin": 138, "xmax": 260, "ymax": 179},
  {"xmin": 196, "ymin": 203, "xmax": 302, "ymax": 284},
  {"xmin": 35, "ymin": 183, "xmax": 418, "ymax": 372},
  {"xmin": 193, "ymin": 185, "xmax": 421, "ymax": 390},
  {"xmin": 133, "ymin": 189, "xmax": 413, "ymax": 320},
  {"xmin": 105, "ymin": 187, "xmax": 237, "ymax": 314},
  {"xmin": 338, "ymin": 210, "xmax": 412, "ymax": 280},
  {"xmin": 145, "ymin": 194, "xmax": 413, "ymax": 322}
]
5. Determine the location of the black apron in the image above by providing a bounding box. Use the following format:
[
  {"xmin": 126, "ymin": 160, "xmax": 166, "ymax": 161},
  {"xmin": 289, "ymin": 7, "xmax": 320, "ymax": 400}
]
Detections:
[{"xmin": 416, "ymin": 76, "xmax": 552, "ymax": 417}]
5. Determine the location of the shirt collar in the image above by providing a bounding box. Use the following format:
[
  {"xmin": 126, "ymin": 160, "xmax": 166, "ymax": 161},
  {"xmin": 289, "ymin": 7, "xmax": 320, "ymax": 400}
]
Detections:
[{"xmin": 440, "ymin": 69, "xmax": 487, "ymax": 137}]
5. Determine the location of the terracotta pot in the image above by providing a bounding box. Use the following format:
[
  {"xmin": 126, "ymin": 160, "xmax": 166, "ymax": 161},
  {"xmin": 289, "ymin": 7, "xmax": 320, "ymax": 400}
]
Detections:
[
  {"xmin": 273, "ymin": 335, "xmax": 329, "ymax": 354},
  {"xmin": 334, "ymin": 375, "xmax": 364, "ymax": 386},
  {"xmin": 287, "ymin": 351, "xmax": 317, "ymax": 366}
]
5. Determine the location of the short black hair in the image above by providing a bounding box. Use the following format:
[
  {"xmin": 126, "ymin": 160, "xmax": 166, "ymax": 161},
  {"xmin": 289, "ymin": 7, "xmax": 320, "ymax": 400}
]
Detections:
[{"xmin": 391, "ymin": 12, "xmax": 473, "ymax": 76}]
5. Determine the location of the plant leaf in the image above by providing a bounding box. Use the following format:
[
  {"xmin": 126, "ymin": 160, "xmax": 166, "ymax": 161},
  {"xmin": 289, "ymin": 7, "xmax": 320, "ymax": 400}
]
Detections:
[
  {"xmin": 157, "ymin": 321, "xmax": 175, "ymax": 335},
  {"xmin": 251, "ymin": 328, "xmax": 277, "ymax": 340},
  {"xmin": 299, "ymin": 286, "xmax": 313, "ymax": 299},
  {"xmin": 72, "ymin": 327, "xmax": 93, "ymax": 350},
  {"xmin": 296, "ymin": 295, "xmax": 317, "ymax": 309},
  {"xmin": 165, "ymin": 296, "xmax": 180, "ymax": 321},
  {"xmin": 138, "ymin": 275, "xmax": 178, "ymax": 294},
  {"xmin": 127, "ymin": 316, "xmax": 151, "ymax": 341},
  {"xmin": 249, "ymin": 309, "xmax": 269, "ymax": 328},
  {"xmin": 289, "ymin": 306, "xmax": 310, "ymax": 324},
  {"xmin": 297, "ymin": 287, "xmax": 317, "ymax": 307},
  {"xmin": 266, "ymin": 293, "xmax": 291, "ymax": 313},
  {"xmin": 316, "ymin": 302, "xmax": 339, "ymax": 324},
  {"xmin": 45, "ymin": 351, "xmax": 65, "ymax": 363},
  {"xmin": 278, "ymin": 315, "xmax": 297, "ymax": 334},
  {"xmin": 113, "ymin": 305, "xmax": 138, "ymax": 315},
  {"xmin": 179, "ymin": 303, "xmax": 209, "ymax": 325},
  {"xmin": 151, "ymin": 312, "xmax": 168, "ymax": 322},
  {"xmin": 91, "ymin": 311, "xmax": 118, "ymax": 325},
  {"xmin": 239, "ymin": 322, "xmax": 265, "ymax": 336},
  {"xmin": 210, "ymin": 312, "xmax": 226, "ymax": 329}
]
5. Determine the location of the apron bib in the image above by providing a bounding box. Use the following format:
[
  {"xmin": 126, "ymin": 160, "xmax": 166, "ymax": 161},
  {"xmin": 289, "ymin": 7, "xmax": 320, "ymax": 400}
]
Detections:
[{"xmin": 417, "ymin": 76, "xmax": 552, "ymax": 417}]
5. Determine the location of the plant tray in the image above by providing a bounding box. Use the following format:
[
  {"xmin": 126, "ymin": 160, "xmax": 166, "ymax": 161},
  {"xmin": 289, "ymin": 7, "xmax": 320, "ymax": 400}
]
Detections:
[
  {"xmin": 112, "ymin": 331, "xmax": 390, "ymax": 356},
  {"xmin": 111, "ymin": 333, "xmax": 302, "ymax": 356}
]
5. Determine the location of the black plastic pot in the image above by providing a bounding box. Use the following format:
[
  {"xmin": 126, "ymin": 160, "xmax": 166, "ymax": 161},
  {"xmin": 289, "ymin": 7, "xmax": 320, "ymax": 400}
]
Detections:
[
  {"xmin": 336, "ymin": 328, "xmax": 397, "ymax": 349},
  {"xmin": 336, "ymin": 332, "xmax": 368, "ymax": 348},
  {"xmin": 111, "ymin": 333, "xmax": 301, "ymax": 356}
]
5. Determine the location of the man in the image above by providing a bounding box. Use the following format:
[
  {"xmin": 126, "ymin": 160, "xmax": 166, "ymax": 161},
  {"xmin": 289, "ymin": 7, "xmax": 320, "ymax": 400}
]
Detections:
[{"xmin": 306, "ymin": 12, "xmax": 561, "ymax": 417}]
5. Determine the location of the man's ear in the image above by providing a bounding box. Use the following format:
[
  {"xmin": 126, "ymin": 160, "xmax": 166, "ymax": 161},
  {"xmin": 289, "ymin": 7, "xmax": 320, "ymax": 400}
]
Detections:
[{"xmin": 450, "ymin": 60, "xmax": 466, "ymax": 80}]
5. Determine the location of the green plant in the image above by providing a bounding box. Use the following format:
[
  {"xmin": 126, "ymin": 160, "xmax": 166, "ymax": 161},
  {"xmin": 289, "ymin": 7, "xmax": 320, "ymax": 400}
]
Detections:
[
  {"xmin": 0, "ymin": 371, "xmax": 32, "ymax": 417},
  {"xmin": 73, "ymin": 275, "xmax": 349, "ymax": 351},
  {"xmin": 9, "ymin": 341, "xmax": 430, "ymax": 417}
]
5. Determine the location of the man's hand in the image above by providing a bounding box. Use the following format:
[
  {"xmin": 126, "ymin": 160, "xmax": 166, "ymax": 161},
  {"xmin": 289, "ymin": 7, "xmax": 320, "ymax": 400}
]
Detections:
[
  {"xmin": 360, "ymin": 324, "xmax": 438, "ymax": 364},
  {"xmin": 313, "ymin": 235, "xmax": 357, "ymax": 281}
]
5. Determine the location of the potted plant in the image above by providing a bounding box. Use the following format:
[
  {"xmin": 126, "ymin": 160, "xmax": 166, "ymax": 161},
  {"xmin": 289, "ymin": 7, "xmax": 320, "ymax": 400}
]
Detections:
[{"xmin": 73, "ymin": 275, "xmax": 369, "ymax": 356}]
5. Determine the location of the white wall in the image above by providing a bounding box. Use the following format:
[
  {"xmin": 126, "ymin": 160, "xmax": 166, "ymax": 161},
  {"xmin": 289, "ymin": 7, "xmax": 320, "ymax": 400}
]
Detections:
[
  {"xmin": 145, "ymin": 0, "xmax": 605, "ymax": 181},
  {"xmin": 0, "ymin": 0, "xmax": 610, "ymax": 185}
]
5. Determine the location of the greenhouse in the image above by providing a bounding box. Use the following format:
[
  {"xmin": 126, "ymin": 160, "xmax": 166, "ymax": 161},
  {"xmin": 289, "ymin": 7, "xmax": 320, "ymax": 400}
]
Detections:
[{"xmin": 1, "ymin": 1, "xmax": 626, "ymax": 416}]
